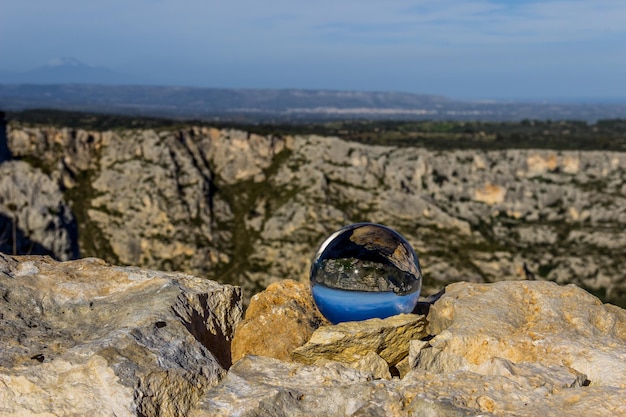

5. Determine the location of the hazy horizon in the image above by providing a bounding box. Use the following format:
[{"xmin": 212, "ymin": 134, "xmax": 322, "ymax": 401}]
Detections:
[{"xmin": 1, "ymin": 1, "xmax": 625, "ymax": 101}]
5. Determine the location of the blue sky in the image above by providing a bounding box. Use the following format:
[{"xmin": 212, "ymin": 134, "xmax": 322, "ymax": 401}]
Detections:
[{"xmin": 1, "ymin": 0, "xmax": 625, "ymax": 99}]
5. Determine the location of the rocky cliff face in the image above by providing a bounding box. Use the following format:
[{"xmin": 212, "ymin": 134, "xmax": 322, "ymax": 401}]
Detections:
[
  {"xmin": 0, "ymin": 160, "xmax": 78, "ymax": 259},
  {"xmin": 5, "ymin": 124, "xmax": 626, "ymax": 304}
]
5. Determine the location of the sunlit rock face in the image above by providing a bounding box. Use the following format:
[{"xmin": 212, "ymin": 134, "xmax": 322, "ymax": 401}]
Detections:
[
  {"xmin": 199, "ymin": 280, "xmax": 626, "ymax": 417},
  {"xmin": 310, "ymin": 223, "xmax": 422, "ymax": 324},
  {"xmin": 231, "ymin": 279, "xmax": 328, "ymax": 363},
  {"xmin": 6, "ymin": 124, "xmax": 626, "ymax": 306},
  {"xmin": 3, "ymin": 254, "xmax": 624, "ymax": 416},
  {"xmin": 0, "ymin": 254, "xmax": 243, "ymax": 417}
]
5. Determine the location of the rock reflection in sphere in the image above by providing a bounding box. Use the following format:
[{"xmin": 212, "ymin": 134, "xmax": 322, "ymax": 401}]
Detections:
[{"xmin": 310, "ymin": 223, "xmax": 422, "ymax": 324}]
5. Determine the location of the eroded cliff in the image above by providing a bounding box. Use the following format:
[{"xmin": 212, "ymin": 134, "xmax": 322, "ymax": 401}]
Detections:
[{"xmin": 3, "ymin": 123, "xmax": 626, "ymax": 304}]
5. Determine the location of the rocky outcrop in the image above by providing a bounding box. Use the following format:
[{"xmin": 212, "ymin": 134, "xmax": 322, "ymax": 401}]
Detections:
[
  {"xmin": 2, "ymin": 257, "xmax": 624, "ymax": 416},
  {"xmin": 0, "ymin": 161, "xmax": 78, "ymax": 260},
  {"xmin": 231, "ymin": 279, "xmax": 328, "ymax": 362},
  {"xmin": 195, "ymin": 355, "xmax": 620, "ymax": 417},
  {"xmin": 0, "ymin": 254, "xmax": 243, "ymax": 417},
  {"xmin": 199, "ymin": 279, "xmax": 626, "ymax": 417},
  {"xmin": 6, "ymin": 124, "xmax": 626, "ymax": 305},
  {"xmin": 6, "ymin": 125, "xmax": 293, "ymax": 297},
  {"xmin": 411, "ymin": 280, "xmax": 626, "ymax": 387}
]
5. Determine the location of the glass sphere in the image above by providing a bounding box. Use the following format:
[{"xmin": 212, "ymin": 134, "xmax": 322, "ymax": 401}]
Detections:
[{"xmin": 310, "ymin": 223, "xmax": 422, "ymax": 324}]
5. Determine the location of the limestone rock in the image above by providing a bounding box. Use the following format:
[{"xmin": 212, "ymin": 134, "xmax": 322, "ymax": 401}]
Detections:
[
  {"xmin": 0, "ymin": 254, "xmax": 243, "ymax": 417},
  {"xmin": 193, "ymin": 355, "xmax": 625, "ymax": 417},
  {"xmin": 193, "ymin": 281, "xmax": 626, "ymax": 417},
  {"xmin": 474, "ymin": 182, "xmax": 507, "ymax": 205},
  {"xmin": 292, "ymin": 313, "xmax": 427, "ymax": 366},
  {"xmin": 411, "ymin": 280, "xmax": 626, "ymax": 387},
  {"xmin": 191, "ymin": 355, "xmax": 400, "ymax": 417},
  {"xmin": 6, "ymin": 124, "xmax": 626, "ymax": 306},
  {"xmin": 231, "ymin": 279, "xmax": 328, "ymax": 363},
  {"xmin": 203, "ymin": 129, "xmax": 291, "ymax": 185},
  {"xmin": 0, "ymin": 161, "xmax": 78, "ymax": 260},
  {"xmin": 399, "ymin": 367, "xmax": 626, "ymax": 417},
  {"xmin": 345, "ymin": 351, "xmax": 392, "ymax": 380},
  {"xmin": 88, "ymin": 128, "xmax": 227, "ymax": 275}
]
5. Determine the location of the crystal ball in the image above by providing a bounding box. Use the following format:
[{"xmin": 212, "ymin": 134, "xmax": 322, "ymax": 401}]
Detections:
[{"xmin": 310, "ymin": 223, "xmax": 422, "ymax": 324}]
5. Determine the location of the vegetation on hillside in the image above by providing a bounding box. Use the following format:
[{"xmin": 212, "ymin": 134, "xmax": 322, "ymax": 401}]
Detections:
[{"xmin": 6, "ymin": 109, "xmax": 626, "ymax": 151}]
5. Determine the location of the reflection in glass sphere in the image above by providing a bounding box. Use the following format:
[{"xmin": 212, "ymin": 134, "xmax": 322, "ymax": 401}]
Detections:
[{"xmin": 310, "ymin": 223, "xmax": 422, "ymax": 324}]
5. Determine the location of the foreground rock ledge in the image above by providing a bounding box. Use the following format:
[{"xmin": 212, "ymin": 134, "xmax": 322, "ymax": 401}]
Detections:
[
  {"xmin": 194, "ymin": 356, "xmax": 626, "ymax": 417},
  {"xmin": 0, "ymin": 254, "xmax": 243, "ymax": 417},
  {"xmin": 208, "ymin": 279, "xmax": 625, "ymax": 417},
  {"xmin": 2, "ymin": 256, "xmax": 625, "ymax": 417},
  {"xmin": 412, "ymin": 280, "xmax": 626, "ymax": 387}
]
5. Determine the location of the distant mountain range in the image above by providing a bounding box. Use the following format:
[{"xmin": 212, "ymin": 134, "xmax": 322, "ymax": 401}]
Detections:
[{"xmin": 0, "ymin": 59, "xmax": 625, "ymax": 122}]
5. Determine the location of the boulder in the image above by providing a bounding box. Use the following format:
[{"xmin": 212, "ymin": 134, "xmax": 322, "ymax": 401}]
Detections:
[
  {"xmin": 0, "ymin": 254, "xmax": 243, "ymax": 417},
  {"xmin": 399, "ymin": 365, "xmax": 625, "ymax": 417},
  {"xmin": 194, "ymin": 354, "xmax": 624, "ymax": 417},
  {"xmin": 411, "ymin": 280, "xmax": 626, "ymax": 388},
  {"xmin": 231, "ymin": 279, "xmax": 328, "ymax": 363}
]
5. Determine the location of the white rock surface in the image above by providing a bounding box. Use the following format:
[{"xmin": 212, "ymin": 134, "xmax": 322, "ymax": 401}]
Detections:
[
  {"xmin": 0, "ymin": 254, "xmax": 243, "ymax": 417},
  {"xmin": 194, "ymin": 352, "xmax": 625, "ymax": 416},
  {"xmin": 411, "ymin": 280, "xmax": 626, "ymax": 388},
  {"xmin": 191, "ymin": 355, "xmax": 407, "ymax": 417}
]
